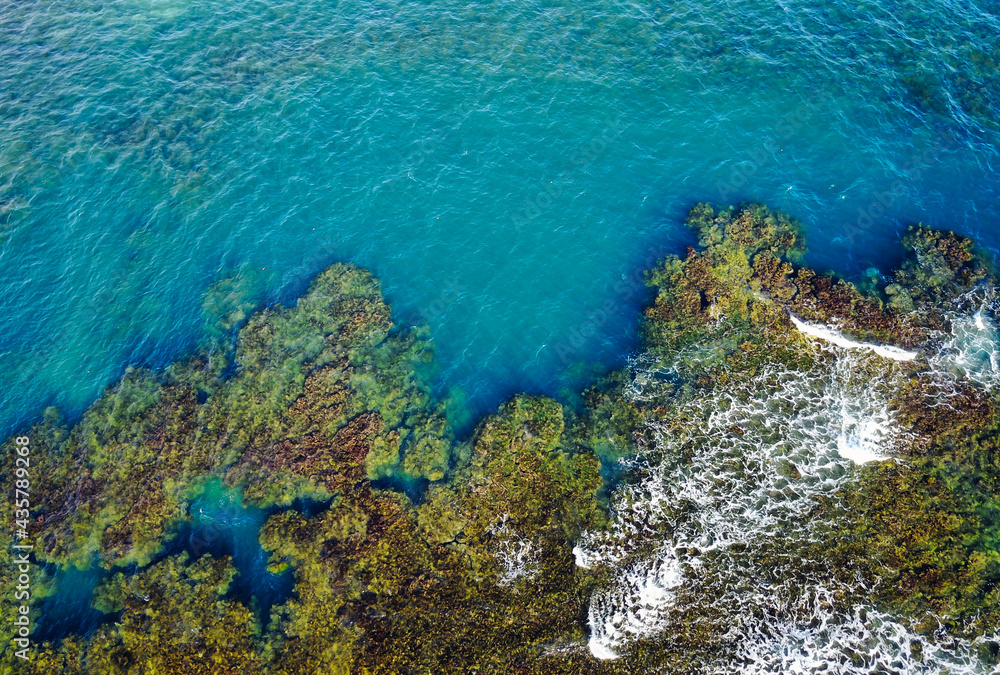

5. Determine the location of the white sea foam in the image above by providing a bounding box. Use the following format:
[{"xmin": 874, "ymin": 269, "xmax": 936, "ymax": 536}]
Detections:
[
  {"xmin": 789, "ymin": 314, "xmax": 918, "ymax": 361},
  {"xmin": 929, "ymin": 296, "xmax": 1000, "ymax": 391},
  {"xmin": 491, "ymin": 514, "xmax": 539, "ymax": 586},
  {"xmin": 577, "ymin": 335, "xmax": 935, "ymax": 667},
  {"xmin": 587, "ymin": 551, "xmax": 684, "ymax": 659},
  {"xmin": 730, "ymin": 587, "xmax": 997, "ymax": 675}
]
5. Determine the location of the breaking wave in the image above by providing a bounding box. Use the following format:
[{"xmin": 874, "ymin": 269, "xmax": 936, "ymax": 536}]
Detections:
[
  {"xmin": 930, "ymin": 292, "xmax": 1000, "ymax": 392},
  {"xmin": 734, "ymin": 595, "xmax": 998, "ymax": 675},
  {"xmin": 577, "ymin": 334, "xmax": 993, "ymax": 671},
  {"xmin": 789, "ymin": 314, "xmax": 919, "ymax": 362}
]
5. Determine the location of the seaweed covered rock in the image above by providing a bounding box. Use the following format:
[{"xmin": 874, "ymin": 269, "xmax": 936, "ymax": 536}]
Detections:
[
  {"xmin": 203, "ymin": 263, "xmax": 382, "ymax": 453},
  {"xmin": 26, "ymin": 553, "xmax": 264, "ymax": 674},
  {"xmin": 461, "ymin": 395, "xmax": 604, "ymax": 544},
  {"xmin": 885, "ymin": 225, "xmax": 990, "ymax": 316},
  {"xmin": 218, "ymin": 268, "xmax": 452, "ymax": 503},
  {"xmin": 645, "ymin": 204, "xmax": 993, "ymax": 358},
  {"xmin": 4, "ymin": 203, "xmax": 1000, "ymax": 673},
  {"xmin": 0, "ymin": 263, "xmax": 455, "ymax": 576},
  {"xmin": 584, "ymin": 203, "xmax": 1000, "ymax": 669},
  {"xmin": 26, "ymin": 370, "xmax": 203, "ymax": 569},
  {"xmin": 829, "ymin": 374, "xmax": 1000, "ymax": 637},
  {"xmin": 256, "ymin": 395, "xmax": 604, "ymax": 673},
  {"xmin": 643, "ymin": 202, "xmax": 815, "ymax": 354},
  {"xmin": 257, "ymin": 498, "xmax": 368, "ymax": 674}
]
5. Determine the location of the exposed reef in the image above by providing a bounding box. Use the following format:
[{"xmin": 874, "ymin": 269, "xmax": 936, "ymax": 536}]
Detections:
[{"xmin": 3, "ymin": 203, "xmax": 999, "ymax": 673}]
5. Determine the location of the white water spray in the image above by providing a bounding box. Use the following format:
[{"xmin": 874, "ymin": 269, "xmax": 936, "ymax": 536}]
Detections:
[
  {"xmin": 789, "ymin": 314, "xmax": 918, "ymax": 361},
  {"xmin": 490, "ymin": 514, "xmax": 539, "ymax": 586},
  {"xmin": 929, "ymin": 296, "xmax": 1000, "ymax": 391},
  {"xmin": 574, "ymin": 332, "xmax": 991, "ymax": 669}
]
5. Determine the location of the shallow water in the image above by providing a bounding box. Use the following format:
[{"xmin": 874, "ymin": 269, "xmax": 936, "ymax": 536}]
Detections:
[
  {"xmin": 2, "ymin": 0, "xmax": 999, "ymax": 437},
  {"xmin": 34, "ymin": 479, "xmax": 298, "ymax": 641}
]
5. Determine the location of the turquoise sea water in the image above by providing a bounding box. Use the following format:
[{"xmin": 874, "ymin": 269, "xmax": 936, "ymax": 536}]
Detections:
[{"xmin": 1, "ymin": 0, "xmax": 999, "ymax": 439}]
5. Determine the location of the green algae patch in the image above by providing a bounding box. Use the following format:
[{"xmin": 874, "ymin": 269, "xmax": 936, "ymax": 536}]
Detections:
[
  {"xmin": 44, "ymin": 553, "xmax": 265, "ymax": 674},
  {"xmin": 4, "ymin": 264, "xmax": 456, "ymax": 573},
  {"xmin": 827, "ymin": 375, "xmax": 1000, "ymax": 638}
]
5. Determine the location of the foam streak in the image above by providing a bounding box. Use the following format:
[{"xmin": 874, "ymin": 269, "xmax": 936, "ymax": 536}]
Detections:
[{"xmin": 789, "ymin": 315, "xmax": 918, "ymax": 361}]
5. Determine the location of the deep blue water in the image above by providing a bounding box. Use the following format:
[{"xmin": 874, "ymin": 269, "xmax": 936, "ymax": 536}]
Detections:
[{"xmin": 1, "ymin": 0, "xmax": 999, "ymax": 438}]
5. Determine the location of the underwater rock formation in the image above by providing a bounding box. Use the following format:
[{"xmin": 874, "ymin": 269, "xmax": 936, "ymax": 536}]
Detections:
[{"xmin": 3, "ymin": 204, "xmax": 999, "ymax": 673}]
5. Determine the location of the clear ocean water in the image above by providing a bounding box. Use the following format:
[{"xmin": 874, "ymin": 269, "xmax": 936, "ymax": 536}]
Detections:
[{"xmin": 1, "ymin": 0, "xmax": 999, "ymax": 439}]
